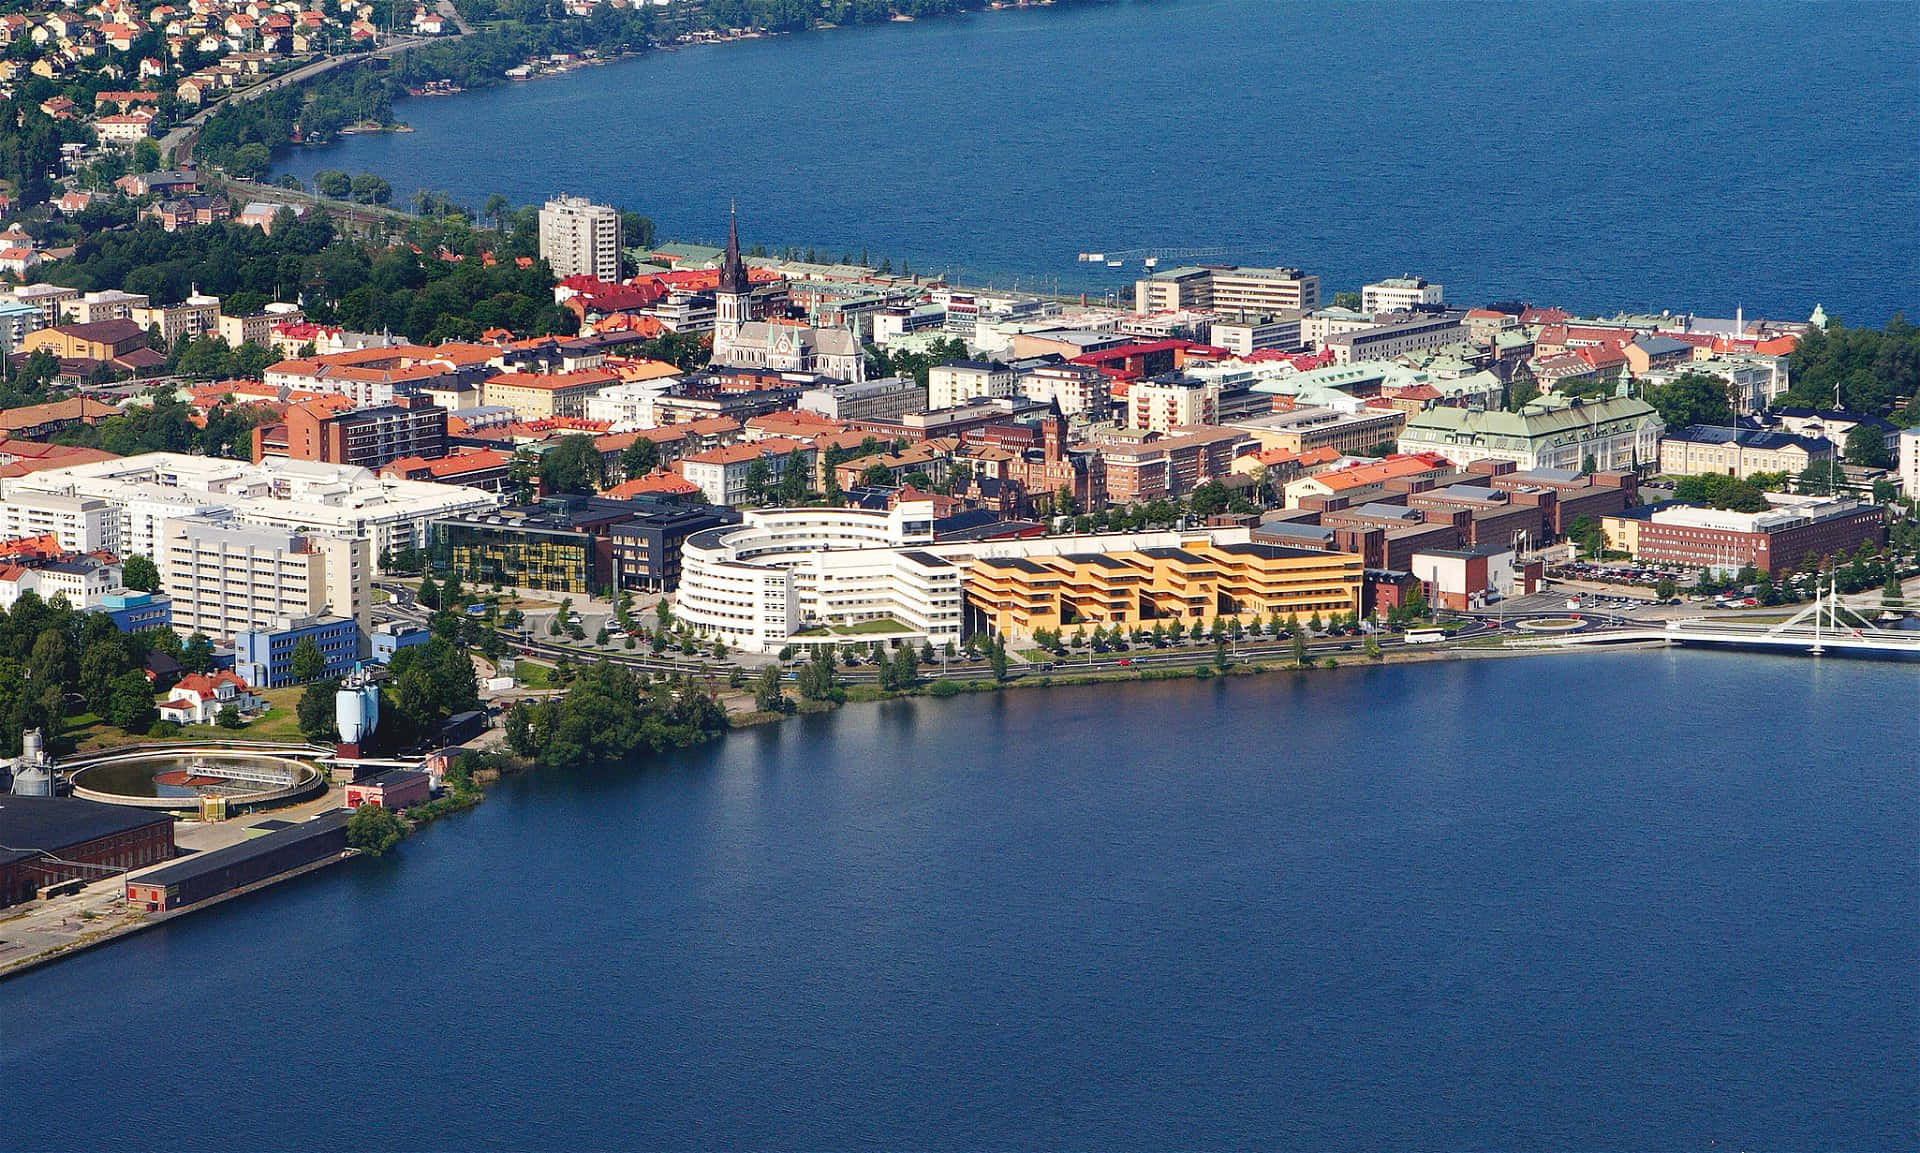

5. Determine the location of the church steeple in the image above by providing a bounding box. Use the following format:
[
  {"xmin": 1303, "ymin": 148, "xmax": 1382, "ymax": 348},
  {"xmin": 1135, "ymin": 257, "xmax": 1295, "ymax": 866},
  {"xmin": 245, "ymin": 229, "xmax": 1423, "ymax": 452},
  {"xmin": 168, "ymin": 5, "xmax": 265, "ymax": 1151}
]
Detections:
[
  {"xmin": 719, "ymin": 201, "xmax": 747, "ymax": 296},
  {"xmin": 714, "ymin": 201, "xmax": 749, "ymax": 356}
]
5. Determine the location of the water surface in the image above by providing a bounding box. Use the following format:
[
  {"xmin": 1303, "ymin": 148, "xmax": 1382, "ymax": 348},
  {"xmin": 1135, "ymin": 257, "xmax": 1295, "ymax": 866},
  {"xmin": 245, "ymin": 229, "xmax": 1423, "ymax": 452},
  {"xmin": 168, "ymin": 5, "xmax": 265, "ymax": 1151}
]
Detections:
[
  {"xmin": 2, "ymin": 651, "xmax": 1914, "ymax": 1149},
  {"xmin": 278, "ymin": 0, "xmax": 1920, "ymax": 322}
]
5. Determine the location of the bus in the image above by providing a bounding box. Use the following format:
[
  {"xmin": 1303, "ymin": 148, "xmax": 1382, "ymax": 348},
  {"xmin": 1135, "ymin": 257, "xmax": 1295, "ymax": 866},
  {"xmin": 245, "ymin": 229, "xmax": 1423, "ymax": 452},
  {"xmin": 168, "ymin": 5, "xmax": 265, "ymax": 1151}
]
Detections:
[{"xmin": 1404, "ymin": 628, "xmax": 1446, "ymax": 644}]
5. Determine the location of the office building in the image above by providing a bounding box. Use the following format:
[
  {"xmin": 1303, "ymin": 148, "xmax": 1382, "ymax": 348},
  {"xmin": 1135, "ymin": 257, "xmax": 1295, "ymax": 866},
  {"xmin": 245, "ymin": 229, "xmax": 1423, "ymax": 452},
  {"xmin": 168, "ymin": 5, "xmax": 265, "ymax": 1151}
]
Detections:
[
  {"xmin": 965, "ymin": 538, "xmax": 1362, "ymax": 639},
  {"xmin": 1209, "ymin": 313, "xmax": 1304, "ymax": 357},
  {"xmin": 797, "ymin": 376, "xmax": 929, "ymax": 423},
  {"xmin": 1135, "ymin": 266, "xmax": 1321, "ymax": 315},
  {"xmin": 4, "ymin": 453, "xmax": 499, "ymax": 568},
  {"xmin": 1658, "ymin": 426, "xmax": 1834, "ymax": 481},
  {"xmin": 538, "ymin": 195, "xmax": 621, "ymax": 282},
  {"xmin": 1361, "ymin": 276, "xmax": 1444, "ymax": 314},
  {"xmin": 234, "ymin": 615, "xmax": 361, "ymax": 687},
  {"xmin": 1631, "ymin": 496, "xmax": 1886, "ymax": 577},
  {"xmin": 433, "ymin": 498, "xmax": 655, "ymax": 595},
  {"xmin": 1323, "ymin": 312, "xmax": 1466, "ymax": 364}
]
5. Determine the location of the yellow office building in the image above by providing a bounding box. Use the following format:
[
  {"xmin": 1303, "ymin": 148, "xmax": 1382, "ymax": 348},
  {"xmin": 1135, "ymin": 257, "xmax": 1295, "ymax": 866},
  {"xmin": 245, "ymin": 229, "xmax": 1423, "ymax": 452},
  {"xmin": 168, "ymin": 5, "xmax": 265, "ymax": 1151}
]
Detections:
[{"xmin": 965, "ymin": 540, "xmax": 1362, "ymax": 638}]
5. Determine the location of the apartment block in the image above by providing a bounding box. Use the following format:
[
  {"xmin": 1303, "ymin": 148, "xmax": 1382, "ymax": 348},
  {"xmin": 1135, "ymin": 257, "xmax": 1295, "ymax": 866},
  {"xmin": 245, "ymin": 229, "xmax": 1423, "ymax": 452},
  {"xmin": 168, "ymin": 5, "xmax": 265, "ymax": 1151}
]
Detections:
[
  {"xmin": 538, "ymin": 195, "xmax": 621, "ymax": 282},
  {"xmin": 928, "ymin": 361, "xmax": 1017, "ymax": 410},
  {"xmin": 130, "ymin": 294, "xmax": 220, "ymax": 345},
  {"xmin": 0, "ymin": 490, "xmax": 117, "ymax": 554},
  {"xmin": 482, "ymin": 370, "xmax": 617, "ymax": 421},
  {"xmin": 255, "ymin": 395, "xmax": 448, "ymax": 470}
]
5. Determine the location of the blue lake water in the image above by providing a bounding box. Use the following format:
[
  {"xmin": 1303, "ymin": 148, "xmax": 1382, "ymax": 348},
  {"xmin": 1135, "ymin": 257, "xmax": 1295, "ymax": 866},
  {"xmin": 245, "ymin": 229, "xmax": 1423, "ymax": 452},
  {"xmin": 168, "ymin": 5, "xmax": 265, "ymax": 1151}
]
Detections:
[
  {"xmin": 275, "ymin": 0, "xmax": 1920, "ymax": 324},
  {"xmin": 2, "ymin": 651, "xmax": 1915, "ymax": 1150}
]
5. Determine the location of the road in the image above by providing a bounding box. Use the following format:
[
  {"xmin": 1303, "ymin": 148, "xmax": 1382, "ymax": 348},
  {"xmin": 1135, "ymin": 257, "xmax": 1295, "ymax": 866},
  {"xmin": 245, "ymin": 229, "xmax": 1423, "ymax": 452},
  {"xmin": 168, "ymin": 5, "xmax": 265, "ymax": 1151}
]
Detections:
[{"xmin": 160, "ymin": 31, "xmax": 451, "ymax": 166}]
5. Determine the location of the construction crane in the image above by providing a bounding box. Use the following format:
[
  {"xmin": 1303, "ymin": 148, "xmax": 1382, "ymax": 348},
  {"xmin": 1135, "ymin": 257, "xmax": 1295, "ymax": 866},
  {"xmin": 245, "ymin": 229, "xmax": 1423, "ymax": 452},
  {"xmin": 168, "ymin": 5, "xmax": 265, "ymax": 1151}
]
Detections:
[{"xmin": 1074, "ymin": 246, "xmax": 1233, "ymax": 270}]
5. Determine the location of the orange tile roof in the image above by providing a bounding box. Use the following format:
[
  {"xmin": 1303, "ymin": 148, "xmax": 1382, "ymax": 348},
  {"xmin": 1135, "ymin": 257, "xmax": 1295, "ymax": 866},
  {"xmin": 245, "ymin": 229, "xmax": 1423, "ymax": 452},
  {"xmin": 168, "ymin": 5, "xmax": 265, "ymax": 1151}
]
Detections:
[
  {"xmin": 608, "ymin": 356, "xmax": 680, "ymax": 382},
  {"xmin": 1312, "ymin": 453, "xmax": 1452, "ymax": 491},
  {"xmin": 487, "ymin": 370, "xmax": 618, "ymax": 393},
  {"xmin": 604, "ymin": 471, "xmax": 700, "ymax": 498},
  {"xmin": 682, "ymin": 437, "xmax": 812, "ymax": 466}
]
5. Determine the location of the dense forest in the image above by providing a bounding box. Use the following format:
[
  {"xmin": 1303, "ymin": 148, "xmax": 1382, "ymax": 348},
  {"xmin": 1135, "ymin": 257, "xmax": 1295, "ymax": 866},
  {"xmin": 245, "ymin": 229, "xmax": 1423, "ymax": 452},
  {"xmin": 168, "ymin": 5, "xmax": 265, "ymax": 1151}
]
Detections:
[
  {"xmin": 37, "ymin": 209, "xmax": 576, "ymax": 343},
  {"xmin": 0, "ymin": 590, "xmax": 214, "ymax": 756},
  {"xmin": 1781, "ymin": 316, "xmax": 1920, "ymax": 420}
]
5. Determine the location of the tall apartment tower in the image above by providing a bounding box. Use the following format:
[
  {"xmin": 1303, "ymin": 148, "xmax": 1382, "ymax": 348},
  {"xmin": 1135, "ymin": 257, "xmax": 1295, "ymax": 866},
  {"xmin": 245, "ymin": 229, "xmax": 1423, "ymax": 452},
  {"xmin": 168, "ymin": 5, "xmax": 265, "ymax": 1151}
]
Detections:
[{"xmin": 538, "ymin": 195, "xmax": 621, "ymax": 282}]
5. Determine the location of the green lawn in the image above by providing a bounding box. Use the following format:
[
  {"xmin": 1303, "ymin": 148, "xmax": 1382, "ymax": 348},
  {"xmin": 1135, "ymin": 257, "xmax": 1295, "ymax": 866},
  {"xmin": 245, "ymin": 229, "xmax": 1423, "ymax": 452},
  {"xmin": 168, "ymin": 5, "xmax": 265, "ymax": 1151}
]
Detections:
[
  {"xmin": 516, "ymin": 661, "xmax": 559, "ymax": 689},
  {"xmin": 177, "ymin": 686, "xmax": 310, "ymax": 743},
  {"xmin": 793, "ymin": 618, "xmax": 913, "ymax": 638}
]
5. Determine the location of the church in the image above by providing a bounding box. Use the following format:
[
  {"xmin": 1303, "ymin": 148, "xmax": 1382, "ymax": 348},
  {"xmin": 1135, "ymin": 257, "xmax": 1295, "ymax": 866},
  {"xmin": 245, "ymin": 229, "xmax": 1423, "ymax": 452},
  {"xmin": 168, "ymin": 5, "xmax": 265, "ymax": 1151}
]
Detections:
[{"xmin": 709, "ymin": 209, "xmax": 867, "ymax": 383}]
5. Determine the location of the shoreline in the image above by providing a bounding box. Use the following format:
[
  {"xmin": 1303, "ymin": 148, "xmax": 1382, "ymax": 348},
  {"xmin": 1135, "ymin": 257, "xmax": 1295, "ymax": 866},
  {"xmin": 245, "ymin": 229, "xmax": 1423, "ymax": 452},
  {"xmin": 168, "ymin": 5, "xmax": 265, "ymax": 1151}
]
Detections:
[{"xmin": 0, "ymin": 633, "xmax": 1879, "ymax": 981}]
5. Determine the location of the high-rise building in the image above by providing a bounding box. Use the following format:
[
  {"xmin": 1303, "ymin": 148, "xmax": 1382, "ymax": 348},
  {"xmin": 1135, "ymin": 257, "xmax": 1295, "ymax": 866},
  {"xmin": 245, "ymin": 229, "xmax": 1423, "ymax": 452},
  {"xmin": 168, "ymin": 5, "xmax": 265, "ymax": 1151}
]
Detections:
[
  {"xmin": 538, "ymin": 195, "xmax": 621, "ymax": 282},
  {"xmin": 161, "ymin": 518, "xmax": 369, "ymax": 645}
]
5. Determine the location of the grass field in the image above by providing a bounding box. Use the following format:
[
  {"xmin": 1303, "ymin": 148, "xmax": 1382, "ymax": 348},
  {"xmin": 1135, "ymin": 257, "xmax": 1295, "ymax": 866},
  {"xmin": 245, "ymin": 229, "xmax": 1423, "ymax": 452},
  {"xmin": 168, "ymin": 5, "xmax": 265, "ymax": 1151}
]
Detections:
[{"xmin": 793, "ymin": 618, "xmax": 912, "ymax": 638}]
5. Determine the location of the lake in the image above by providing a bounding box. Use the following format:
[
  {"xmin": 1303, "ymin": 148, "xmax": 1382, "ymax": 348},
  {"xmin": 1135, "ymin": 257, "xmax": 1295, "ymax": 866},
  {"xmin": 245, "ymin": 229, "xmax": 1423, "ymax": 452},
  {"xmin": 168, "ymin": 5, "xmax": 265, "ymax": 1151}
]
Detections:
[
  {"xmin": 274, "ymin": 0, "xmax": 1920, "ymax": 324},
  {"xmin": 2, "ymin": 651, "xmax": 1914, "ymax": 1149}
]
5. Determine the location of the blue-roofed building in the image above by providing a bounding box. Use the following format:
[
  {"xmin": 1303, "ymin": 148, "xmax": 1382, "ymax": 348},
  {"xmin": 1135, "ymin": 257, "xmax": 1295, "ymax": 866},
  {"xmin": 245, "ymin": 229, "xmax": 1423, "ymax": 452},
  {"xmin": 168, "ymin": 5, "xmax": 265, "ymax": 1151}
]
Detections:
[
  {"xmin": 370, "ymin": 622, "xmax": 431, "ymax": 663},
  {"xmin": 87, "ymin": 589, "xmax": 172, "ymax": 632},
  {"xmin": 234, "ymin": 615, "xmax": 360, "ymax": 688}
]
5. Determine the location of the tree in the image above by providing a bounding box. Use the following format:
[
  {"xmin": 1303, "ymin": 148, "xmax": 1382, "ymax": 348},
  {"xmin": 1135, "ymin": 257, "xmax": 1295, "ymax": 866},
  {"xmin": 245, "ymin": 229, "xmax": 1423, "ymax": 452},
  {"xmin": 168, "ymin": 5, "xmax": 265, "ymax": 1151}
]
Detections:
[
  {"xmin": 621, "ymin": 436, "xmax": 661, "ymax": 480},
  {"xmin": 987, "ymin": 634, "xmax": 1009, "ymax": 682},
  {"xmin": 1655, "ymin": 576, "xmax": 1678, "ymax": 600},
  {"xmin": 298, "ymin": 679, "xmax": 341, "ymax": 742},
  {"xmin": 229, "ymin": 141, "xmax": 272, "ymax": 180},
  {"xmin": 122, "ymin": 554, "xmax": 161, "ymax": 592},
  {"xmin": 315, "ymin": 169, "xmax": 352, "ymax": 198},
  {"xmin": 180, "ymin": 632, "xmax": 215, "ymax": 674},
  {"xmin": 1333, "ymin": 291, "xmax": 1362, "ymax": 311},
  {"xmin": 1292, "ymin": 631, "xmax": 1309, "ymax": 669},
  {"xmin": 105, "ymin": 670, "xmax": 156, "ymax": 734},
  {"xmin": 754, "ymin": 664, "xmax": 792, "ymax": 714},
  {"xmin": 346, "ymin": 803, "xmax": 406, "ymax": 856},
  {"xmin": 417, "ymin": 577, "xmax": 441, "ymax": 610},
  {"xmin": 1845, "ymin": 424, "xmax": 1893, "ymax": 468},
  {"xmin": 775, "ymin": 451, "xmax": 809, "ymax": 504},
  {"xmin": 1798, "ymin": 462, "xmax": 1839, "ymax": 496},
  {"xmin": 892, "ymin": 643, "xmax": 919, "ymax": 688},
  {"xmin": 1672, "ymin": 473, "xmax": 1771, "ymax": 513},
  {"xmin": 538, "ymin": 434, "xmax": 607, "ymax": 495},
  {"xmin": 739, "ymin": 457, "xmax": 772, "ymax": 505},
  {"xmin": 350, "ymin": 172, "xmax": 392, "ymax": 205},
  {"xmin": 1644, "ymin": 372, "xmax": 1736, "ymax": 430},
  {"xmin": 1213, "ymin": 634, "xmax": 1229, "ymax": 671},
  {"xmin": 1506, "ymin": 377, "xmax": 1541, "ymax": 412},
  {"xmin": 285, "ymin": 636, "xmax": 327, "ymax": 685},
  {"xmin": 215, "ymin": 704, "xmax": 244, "ymax": 729}
]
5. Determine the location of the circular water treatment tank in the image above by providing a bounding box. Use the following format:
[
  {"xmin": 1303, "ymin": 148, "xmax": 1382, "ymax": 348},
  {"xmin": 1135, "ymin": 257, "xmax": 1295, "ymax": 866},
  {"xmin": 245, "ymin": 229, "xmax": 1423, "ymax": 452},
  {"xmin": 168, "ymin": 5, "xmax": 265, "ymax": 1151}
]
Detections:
[{"xmin": 68, "ymin": 752, "xmax": 325, "ymax": 811}]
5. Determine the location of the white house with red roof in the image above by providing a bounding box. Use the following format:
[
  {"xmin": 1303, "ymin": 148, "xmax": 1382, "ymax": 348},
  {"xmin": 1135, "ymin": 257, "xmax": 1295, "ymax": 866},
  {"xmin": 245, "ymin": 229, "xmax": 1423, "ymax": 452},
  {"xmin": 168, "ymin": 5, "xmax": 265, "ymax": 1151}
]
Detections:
[{"xmin": 157, "ymin": 671, "xmax": 261, "ymax": 726}]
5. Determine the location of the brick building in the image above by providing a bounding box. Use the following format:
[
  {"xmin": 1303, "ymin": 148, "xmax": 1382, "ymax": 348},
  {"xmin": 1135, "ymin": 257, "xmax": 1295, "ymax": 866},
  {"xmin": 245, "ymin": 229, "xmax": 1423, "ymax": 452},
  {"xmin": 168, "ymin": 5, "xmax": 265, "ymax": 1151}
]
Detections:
[
  {"xmin": 1632, "ymin": 497, "xmax": 1886, "ymax": 576},
  {"xmin": 0, "ymin": 796, "xmax": 175, "ymax": 907}
]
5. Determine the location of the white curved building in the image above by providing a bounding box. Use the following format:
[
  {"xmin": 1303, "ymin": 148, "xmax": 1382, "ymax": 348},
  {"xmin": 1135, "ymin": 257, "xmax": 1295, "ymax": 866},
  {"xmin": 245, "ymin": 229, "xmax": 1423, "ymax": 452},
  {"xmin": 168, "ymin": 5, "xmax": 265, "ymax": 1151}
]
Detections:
[{"xmin": 676, "ymin": 502, "xmax": 963, "ymax": 652}]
